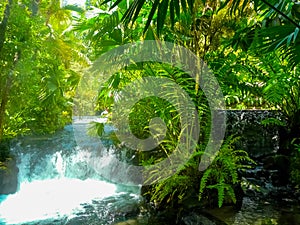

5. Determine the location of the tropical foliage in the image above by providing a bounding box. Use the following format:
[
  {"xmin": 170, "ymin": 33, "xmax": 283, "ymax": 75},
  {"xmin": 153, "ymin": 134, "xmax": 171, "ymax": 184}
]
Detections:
[
  {"xmin": 142, "ymin": 135, "xmax": 254, "ymax": 210},
  {"xmin": 2, "ymin": 0, "xmax": 300, "ymax": 214},
  {"xmin": 0, "ymin": 0, "xmax": 86, "ymax": 161},
  {"xmin": 68, "ymin": 0, "xmax": 300, "ymax": 210}
]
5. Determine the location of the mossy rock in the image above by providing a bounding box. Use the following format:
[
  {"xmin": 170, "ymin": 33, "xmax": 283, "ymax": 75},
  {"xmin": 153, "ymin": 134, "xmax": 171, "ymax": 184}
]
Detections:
[
  {"xmin": 0, "ymin": 158, "xmax": 19, "ymax": 194},
  {"xmin": 113, "ymin": 219, "xmax": 139, "ymax": 225},
  {"xmin": 0, "ymin": 140, "xmax": 11, "ymax": 162}
]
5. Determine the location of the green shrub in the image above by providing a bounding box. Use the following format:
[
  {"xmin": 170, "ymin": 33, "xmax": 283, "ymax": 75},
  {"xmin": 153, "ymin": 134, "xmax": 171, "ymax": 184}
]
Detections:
[
  {"xmin": 142, "ymin": 136, "xmax": 255, "ymax": 209},
  {"xmin": 198, "ymin": 136, "xmax": 255, "ymax": 207}
]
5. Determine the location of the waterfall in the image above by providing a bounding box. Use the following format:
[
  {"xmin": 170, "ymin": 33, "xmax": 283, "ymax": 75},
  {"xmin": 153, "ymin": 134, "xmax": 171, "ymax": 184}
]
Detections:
[{"xmin": 0, "ymin": 118, "xmax": 140, "ymax": 225}]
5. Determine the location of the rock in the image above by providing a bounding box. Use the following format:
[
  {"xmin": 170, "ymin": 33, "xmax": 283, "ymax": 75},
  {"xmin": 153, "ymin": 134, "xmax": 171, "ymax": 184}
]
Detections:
[
  {"xmin": 114, "ymin": 201, "xmax": 140, "ymax": 217},
  {"xmin": 263, "ymin": 155, "xmax": 289, "ymax": 169},
  {"xmin": 0, "ymin": 158, "xmax": 19, "ymax": 194},
  {"xmin": 180, "ymin": 212, "xmax": 227, "ymax": 225},
  {"xmin": 262, "ymin": 155, "xmax": 290, "ymax": 186},
  {"xmin": 181, "ymin": 213, "xmax": 215, "ymax": 225},
  {"xmin": 278, "ymin": 212, "xmax": 300, "ymax": 225},
  {"xmin": 113, "ymin": 219, "xmax": 139, "ymax": 225},
  {"xmin": 233, "ymin": 184, "xmax": 244, "ymax": 210}
]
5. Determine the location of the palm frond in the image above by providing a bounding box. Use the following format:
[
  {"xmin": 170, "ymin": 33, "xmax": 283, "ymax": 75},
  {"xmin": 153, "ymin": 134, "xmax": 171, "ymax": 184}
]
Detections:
[
  {"xmin": 255, "ymin": 25, "xmax": 300, "ymax": 68},
  {"xmin": 101, "ymin": 0, "xmax": 195, "ymax": 35}
]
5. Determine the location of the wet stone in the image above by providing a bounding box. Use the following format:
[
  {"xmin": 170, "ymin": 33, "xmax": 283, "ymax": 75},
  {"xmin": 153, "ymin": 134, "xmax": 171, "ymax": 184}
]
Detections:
[{"xmin": 0, "ymin": 158, "xmax": 19, "ymax": 194}]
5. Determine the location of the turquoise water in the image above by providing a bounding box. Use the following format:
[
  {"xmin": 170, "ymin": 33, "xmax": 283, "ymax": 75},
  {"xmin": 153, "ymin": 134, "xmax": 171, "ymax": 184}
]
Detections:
[
  {"xmin": 0, "ymin": 120, "xmax": 299, "ymax": 225},
  {"xmin": 0, "ymin": 120, "xmax": 141, "ymax": 225}
]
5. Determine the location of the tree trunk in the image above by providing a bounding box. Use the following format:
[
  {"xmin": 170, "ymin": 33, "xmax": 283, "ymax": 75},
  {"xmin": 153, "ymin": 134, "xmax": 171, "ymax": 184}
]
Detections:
[
  {"xmin": 0, "ymin": 77, "xmax": 12, "ymax": 141},
  {"xmin": 0, "ymin": 0, "xmax": 14, "ymax": 142},
  {"xmin": 31, "ymin": 0, "xmax": 40, "ymax": 17},
  {"xmin": 0, "ymin": 52, "xmax": 20, "ymax": 140},
  {"xmin": 0, "ymin": 0, "xmax": 13, "ymax": 53},
  {"xmin": 0, "ymin": 56, "xmax": 16, "ymax": 141}
]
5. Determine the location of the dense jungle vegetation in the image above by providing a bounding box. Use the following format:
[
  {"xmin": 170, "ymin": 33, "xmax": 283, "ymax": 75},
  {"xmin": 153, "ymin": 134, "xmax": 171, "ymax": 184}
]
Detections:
[{"xmin": 1, "ymin": 0, "xmax": 300, "ymax": 216}]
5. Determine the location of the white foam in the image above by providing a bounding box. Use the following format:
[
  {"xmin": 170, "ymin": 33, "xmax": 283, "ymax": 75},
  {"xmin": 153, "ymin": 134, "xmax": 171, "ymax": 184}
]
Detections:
[{"xmin": 0, "ymin": 178, "xmax": 117, "ymax": 224}]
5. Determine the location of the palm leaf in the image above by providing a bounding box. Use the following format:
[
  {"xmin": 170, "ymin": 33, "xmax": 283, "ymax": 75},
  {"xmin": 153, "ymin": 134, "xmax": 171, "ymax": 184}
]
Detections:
[
  {"xmin": 284, "ymin": 41, "xmax": 300, "ymax": 68},
  {"xmin": 219, "ymin": 0, "xmax": 259, "ymax": 15},
  {"xmin": 143, "ymin": 0, "xmax": 160, "ymax": 34},
  {"xmin": 157, "ymin": 0, "xmax": 170, "ymax": 36},
  {"xmin": 101, "ymin": 0, "xmax": 195, "ymax": 35},
  {"xmin": 255, "ymin": 25, "xmax": 300, "ymax": 67}
]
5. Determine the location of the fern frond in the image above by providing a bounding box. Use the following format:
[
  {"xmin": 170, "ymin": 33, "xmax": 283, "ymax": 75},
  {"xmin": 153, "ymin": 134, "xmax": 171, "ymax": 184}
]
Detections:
[
  {"xmin": 197, "ymin": 135, "xmax": 255, "ymax": 207},
  {"xmin": 206, "ymin": 179, "xmax": 226, "ymax": 208},
  {"xmin": 225, "ymin": 185, "xmax": 237, "ymax": 204},
  {"xmin": 217, "ymin": 185, "xmax": 225, "ymax": 208},
  {"xmin": 150, "ymin": 174, "xmax": 191, "ymax": 204},
  {"xmin": 198, "ymin": 168, "xmax": 212, "ymax": 200},
  {"xmin": 261, "ymin": 117, "xmax": 285, "ymax": 127}
]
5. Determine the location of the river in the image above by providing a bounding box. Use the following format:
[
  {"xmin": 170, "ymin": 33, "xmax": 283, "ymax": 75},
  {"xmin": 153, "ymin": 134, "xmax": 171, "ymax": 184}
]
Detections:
[{"xmin": 0, "ymin": 118, "xmax": 299, "ymax": 225}]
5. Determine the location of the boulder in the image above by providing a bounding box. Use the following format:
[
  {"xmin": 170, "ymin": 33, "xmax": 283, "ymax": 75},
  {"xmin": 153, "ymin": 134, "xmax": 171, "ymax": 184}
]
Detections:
[
  {"xmin": 180, "ymin": 212, "xmax": 227, "ymax": 225},
  {"xmin": 262, "ymin": 155, "xmax": 290, "ymax": 186},
  {"xmin": 0, "ymin": 158, "xmax": 19, "ymax": 194}
]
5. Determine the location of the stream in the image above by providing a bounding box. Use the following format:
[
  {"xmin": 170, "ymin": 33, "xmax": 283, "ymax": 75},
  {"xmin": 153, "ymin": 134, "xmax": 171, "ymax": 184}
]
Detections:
[
  {"xmin": 0, "ymin": 118, "xmax": 142, "ymax": 225},
  {"xmin": 0, "ymin": 117, "xmax": 299, "ymax": 225}
]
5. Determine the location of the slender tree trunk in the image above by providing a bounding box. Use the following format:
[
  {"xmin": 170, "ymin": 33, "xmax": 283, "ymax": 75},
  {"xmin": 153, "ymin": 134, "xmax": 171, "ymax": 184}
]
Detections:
[
  {"xmin": 0, "ymin": 0, "xmax": 13, "ymax": 53},
  {"xmin": 31, "ymin": 0, "xmax": 40, "ymax": 17},
  {"xmin": 0, "ymin": 74, "xmax": 13, "ymax": 141},
  {"xmin": 0, "ymin": 0, "xmax": 16, "ymax": 142},
  {"xmin": 0, "ymin": 52, "xmax": 19, "ymax": 141}
]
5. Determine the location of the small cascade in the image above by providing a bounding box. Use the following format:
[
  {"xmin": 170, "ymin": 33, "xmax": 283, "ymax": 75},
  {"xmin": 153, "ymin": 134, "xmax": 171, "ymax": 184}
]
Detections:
[
  {"xmin": 52, "ymin": 151, "xmax": 64, "ymax": 177},
  {"xmin": 0, "ymin": 118, "xmax": 141, "ymax": 225},
  {"xmin": 224, "ymin": 110, "xmax": 281, "ymax": 158}
]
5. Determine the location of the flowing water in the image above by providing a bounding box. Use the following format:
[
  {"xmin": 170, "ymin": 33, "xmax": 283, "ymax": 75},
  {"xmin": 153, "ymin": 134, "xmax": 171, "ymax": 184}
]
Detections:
[
  {"xmin": 0, "ymin": 117, "xmax": 300, "ymax": 225},
  {"xmin": 0, "ymin": 118, "xmax": 142, "ymax": 225}
]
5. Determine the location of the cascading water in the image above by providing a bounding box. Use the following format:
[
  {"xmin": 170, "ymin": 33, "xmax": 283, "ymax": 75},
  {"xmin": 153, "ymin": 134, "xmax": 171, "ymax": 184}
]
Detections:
[
  {"xmin": 0, "ymin": 118, "xmax": 141, "ymax": 225},
  {"xmin": 2, "ymin": 113, "xmax": 300, "ymax": 225}
]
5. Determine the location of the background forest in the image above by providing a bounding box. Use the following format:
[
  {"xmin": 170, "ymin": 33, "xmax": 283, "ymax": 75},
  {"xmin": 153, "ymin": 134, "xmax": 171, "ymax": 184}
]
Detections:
[{"xmin": 1, "ymin": 0, "xmax": 300, "ymax": 219}]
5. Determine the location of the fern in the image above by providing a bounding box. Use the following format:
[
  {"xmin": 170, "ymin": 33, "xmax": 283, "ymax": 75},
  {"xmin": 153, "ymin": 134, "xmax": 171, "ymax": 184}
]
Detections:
[
  {"xmin": 149, "ymin": 174, "xmax": 191, "ymax": 205},
  {"xmin": 225, "ymin": 185, "xmax": 237, "ymax": 204},
  {"xmin": 198, "ymin": 135, "xmax": 255, "ymax": 208},
  {"xmin": 261, "ymin": 117, "xmax": 285, "ymax": 127},
  {"xmin": 198, "ymin": 168, "xmax": 212, "ymax": 200}
]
